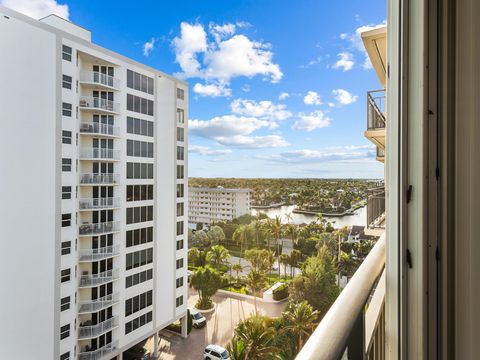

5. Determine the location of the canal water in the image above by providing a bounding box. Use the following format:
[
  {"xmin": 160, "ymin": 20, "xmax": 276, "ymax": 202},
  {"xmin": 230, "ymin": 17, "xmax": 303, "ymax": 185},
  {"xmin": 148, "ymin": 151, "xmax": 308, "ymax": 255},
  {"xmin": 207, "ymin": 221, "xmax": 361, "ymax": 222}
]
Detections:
[{"xmin": 252, "ymin": 205, "xmax": 367, "ymax": 228}]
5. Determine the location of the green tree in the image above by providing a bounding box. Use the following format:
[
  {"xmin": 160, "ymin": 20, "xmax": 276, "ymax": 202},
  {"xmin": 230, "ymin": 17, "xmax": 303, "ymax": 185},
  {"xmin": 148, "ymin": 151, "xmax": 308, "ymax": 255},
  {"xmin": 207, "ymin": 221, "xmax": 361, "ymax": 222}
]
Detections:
[
  {"xmin": 226, "ymin": 337, "xmax": 247, "ymax": 360},
  {"xmin": 188, "ymin": 247, "xmax": 208, "ymax": 267},
  {"xmin": 281, "ymin": 301, "xmax": 319, "ymax": 352},
  {"xmin": 207, "ymin": 225, "xmax": 226, "ymax": 245},
  {"xmin": 232, "ymin": 262, "xmax": 243, "ymax": 283},
  {"xmin": 191, "ymin": 230, "xmax": 209, "ymax": 249},
  {"xmin": 279, "ymin": 253, "xmax": 290, "ymax": 279},
  {"xmin": 246, "ymin": 269, "xmax": 267, "ymax": 315},
  {"xmin": 232, "ymin": 316, "xmax": 279, "ymax": 360},
  {"xmin": 289, "ymin": 249, "xmax": 302, "ymax": 278},
  {"xmin": 190, "ymin": 266, "xmax": 224, "ymax": 310},
  {"xmin": 244, "ymin": 249, "xmax": 273, "ymax": 273},
  {"xmin": 233, "ymin": 224, "xmax": 251, "ymax": 257},
  {"xmin": 206, "ymin": 245, "xmax": 230, "ymax": 269}
]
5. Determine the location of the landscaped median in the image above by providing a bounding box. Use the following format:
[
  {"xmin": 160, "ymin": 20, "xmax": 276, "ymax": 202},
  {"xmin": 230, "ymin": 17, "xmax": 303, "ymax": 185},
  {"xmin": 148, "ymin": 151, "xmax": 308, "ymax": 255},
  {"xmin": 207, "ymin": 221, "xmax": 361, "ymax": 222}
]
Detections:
[{"xmin": 218, "ymin": 281, "xmax": 289, "ymax": 303}]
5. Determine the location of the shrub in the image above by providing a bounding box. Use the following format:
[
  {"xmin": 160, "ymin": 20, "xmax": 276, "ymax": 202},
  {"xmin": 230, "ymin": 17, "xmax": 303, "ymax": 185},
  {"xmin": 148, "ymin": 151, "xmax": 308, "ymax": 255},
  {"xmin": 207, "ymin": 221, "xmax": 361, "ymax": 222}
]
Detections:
[{"xmin": 273, "ymin": 284, "xmax": 289, "ymax": 301}]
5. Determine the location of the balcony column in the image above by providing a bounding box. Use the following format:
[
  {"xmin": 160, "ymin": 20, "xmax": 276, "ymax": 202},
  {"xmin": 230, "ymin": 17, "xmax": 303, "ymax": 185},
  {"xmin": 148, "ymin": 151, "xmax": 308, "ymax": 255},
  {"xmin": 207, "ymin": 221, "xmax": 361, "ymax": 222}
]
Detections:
[
  {"xmin": 153, "ymin": 332, "xmax": 159, "ymax": 357},
  {"xmin": 181, "ymin": 315, "xmax": 188, "ymax": 339}
]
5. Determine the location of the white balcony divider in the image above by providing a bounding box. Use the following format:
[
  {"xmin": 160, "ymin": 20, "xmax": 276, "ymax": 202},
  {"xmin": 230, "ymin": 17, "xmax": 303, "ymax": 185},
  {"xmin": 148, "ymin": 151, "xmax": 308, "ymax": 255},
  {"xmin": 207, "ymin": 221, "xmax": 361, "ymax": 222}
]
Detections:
[
  {"xmin": 79, "ymin": 96, "xmax": 120, "ymax": 113},
  {"xmin": 80, "ymin": 122, "xmax": 120, "ymax": 137},
  {"xmin": 78, "ymin": 245, "xmax": 121, "ymax": 262},
  {"xmin": 80, "ymin": 70, "xmax": 120, "ymax": 89},
  {"xmin": 79, "ymin": 197, "xmax": 120, "ymax": 210},
  {"xmin": 79, "ymin": 269, "xmax": 120, "ymax": 288},
  {"xmin": 79, "ymin": 221, "xmax": 120, "ymax": 236},
  {"xmin": 78, "ymin": 316, "xmax": 119, "ymax": 340},
  {"xmin": 79, "ymin": 173, "xmax": 120, "ymax": 185},
  {"xmin": 79, "ymin": 147, "xmax": 120, "ymax": 160},
  {"xmin": 78, "ymin": 341, "xmax": 118, "ymax": 360},
  {"xmin": 78, "ymin": 293, "xmax": 120, "ymax": 314}
]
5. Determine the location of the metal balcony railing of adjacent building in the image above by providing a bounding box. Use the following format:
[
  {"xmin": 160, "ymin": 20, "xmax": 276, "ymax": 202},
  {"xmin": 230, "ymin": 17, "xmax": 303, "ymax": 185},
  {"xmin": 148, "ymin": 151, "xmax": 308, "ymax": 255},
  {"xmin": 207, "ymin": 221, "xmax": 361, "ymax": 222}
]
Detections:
[
  {"xmin": 79, "ymin": 96, "xmax": 120, "ymax": 113},
  {"xmin": 79, "ymin": 173, "xmax": 120, "ymax": 185},
  {"xmin": 78, "ymin": 269, "xmax": 120, "ymax": 288},
  {"xmin": 367, "ymin": 188, "xmax": 386, "ymax": 228},
  {"xmin": 367, "ymin": 90, "xmax": 386, "ymax": 130},
  {"xmin": 80, "ymin": 122, "xmax": 120, "ymax": 137},
  {"xmin": 79, "ymin": 148, "xmax": 120, "ymax": 161},
  {"xmin": 78, "ymin": 245, "xmax": 121, "ymax": 262},
  {"xmin": 79, "ymin": 221, "xmax": 120, "ymax": 236},
  {"xmin": 376, "ymin": 147, "xmax": 385, "ymax": 159},
  {"xmin": 296, "ymin": 234, "xmax": 386, "ymax": 360},
  {"xmin": 78, "ymin": 341, "xmax": 118, "ymax": 360},
  {"xmin": 80, "ymin": 70, "xmax": 120, "ymax": 90},
  {"xmin": 78, "ymin": 316, "xmax": 119, "ymax": 340},
  {"xmin": 78, "ymin": 293, "xmax": 120, "ymax": 314},
  {"xmin": 79, "ymin": 197, "xmax": 120, "ymax": 211}
]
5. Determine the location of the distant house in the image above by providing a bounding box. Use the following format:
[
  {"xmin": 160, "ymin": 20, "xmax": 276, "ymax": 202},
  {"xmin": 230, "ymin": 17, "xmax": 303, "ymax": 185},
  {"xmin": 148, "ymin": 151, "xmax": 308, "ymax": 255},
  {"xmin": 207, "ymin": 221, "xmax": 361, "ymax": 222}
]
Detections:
[{"xmin": 347, "ymin": 225, "xmax": 376, "ymax": 243}]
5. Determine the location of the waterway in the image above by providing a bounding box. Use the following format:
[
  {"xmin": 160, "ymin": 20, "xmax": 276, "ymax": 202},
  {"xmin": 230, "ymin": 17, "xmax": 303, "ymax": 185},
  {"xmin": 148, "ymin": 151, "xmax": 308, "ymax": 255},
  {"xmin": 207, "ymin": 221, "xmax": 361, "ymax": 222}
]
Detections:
[{"xmin": 252, "ymin": 205, "xmax": 367, "ymax": 228}]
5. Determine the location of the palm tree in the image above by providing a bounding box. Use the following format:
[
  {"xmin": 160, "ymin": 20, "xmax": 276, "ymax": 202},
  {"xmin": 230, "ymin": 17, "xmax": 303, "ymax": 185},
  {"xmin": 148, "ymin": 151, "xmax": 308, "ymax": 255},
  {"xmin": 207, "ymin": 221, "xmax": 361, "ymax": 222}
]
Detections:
[
  {"xmin": 233, "ymin": 224, "xmax": 250, "ymax": 257},
  {"xmin": 226, "ymin": 337, "xmax": 247, "ymax": 360},
  {"xmin": 232, "ymin": 262, "xmax": 243, "ymax": 284},
  {"xmin": 188, "ymin": 247, "xmax": 208, "ymax": 267},
  {"xmin": 281, "ymin": 301, "xmax": 319, "ymax": 352},
  {"xmin": 190, "ymin": 266, "xmax": 224, "ymax": 310},
  {"xmin": 279, "ymin": 253, "xmax": 290, "ymax": 279},
  {"xmin": 206, "ymin": 245, "xmax": 230, "ymax": 269},
  {"xmin": 234, "ymin": 316, "xmax": 279, "ymax": 359},
  {"xmin": 246, "ymin": 269, "xmax": 267, "ymax": 315},
  {"xmin": 289, "ymin": 249, "xmax": 302, "ymax": 278}
]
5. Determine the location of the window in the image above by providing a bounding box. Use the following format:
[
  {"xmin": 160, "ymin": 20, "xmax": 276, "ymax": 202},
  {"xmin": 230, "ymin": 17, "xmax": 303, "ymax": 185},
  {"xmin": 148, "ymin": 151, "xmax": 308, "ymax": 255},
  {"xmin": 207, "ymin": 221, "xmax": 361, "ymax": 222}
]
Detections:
[
  {"xmin": 62, "ymin": 75, "xmax": 72, "ymax": 89},
  {"xmin": 177, "ymin": 146, "xmax": 184, "ymax": 161},
  {"xmin": 125, "ymin": 311, "xmax": 152, "ymax": 335},
  {"xmin": 126, "ymin": 205, "xmax": 153, "ymax": 225},
  {"xmin": 176, "ymin": 221, "xmax": 184, "ymax": 236},
  {"xmin": 62, "ymin": 214, "xmax": 71, "ymax": 227},
  {"xmin": 61, "ymin": 241, "xmax": 71, "ymax": 255},
  {"xmin": 177, "ymin": 165, "xmax": 184, "ymax": 179},
  {"xmin": 126, "ymin": 185, "xmax": 154, "ymax": 202},
  {"xmin": 126, "ymin": 69, "xmax": 154, "ymax": 94},
  {"xmin": 62, "ymin": 186, "xmax": 71, "ymax": 199},
  {"xmin": 176, "ymin": 239, "xmax": 184, "ymax": 250},
  {"xmin": 176, "ymin": 258, "xmax": 184, "ymax": 269},
  {"xmin": 126, "ymin": 140, "xmax": 154, "ymax": 158},
  {"xmin": 176, "ymin": 295, "xmax": 184, "ymax": 307},
  {"xmin": 177, "ymin": 108, "xmax": 185, "ymax": 124},
  {"xmin": 61, "ymin": 269, "xmax": 70, "ymax": 283},
  {"xmin": 125, "ymin": 290, "xmax": 153, "ymax": 316},
  {"xmin": 62, "ymin": 45, "xmax": 72, "ymax": 61},
  {"xmin": 177, "ymin": 88, "xmax": 185, "ymax": 100},
  {"xmin": 62, "ymin": 130, "xmax": 72, "ymax": 144},
  {"xmin": 125, "ymin": 248, "xmax": 153, "ymax": 270},
  {"xmin": 62, "ymin": 102, "xmax": 72, "ymax": 117},
  {"xmin": 60, "ymin": 296, "xmax": 70, "ymax": 311},
  {"xmin": 126, "ymin": 227, "xmax": 153, "ymax": 247},
  {"xmin": 62, "ymin": 158, "xmax": 71, "ymax": 172},
  {"xmin": 127, "ymin": 116, "xmax": 154, "ymax": 137},
  {"xmin": 177, "ymin": 203, "xmax": 184, "ymax": 217},
  {"xmin": 177, "ymin": 127, "xmax": 185, "ymax": 142},
  {"xmin": 125, "ymin": 268, "xmax": 153, "ymax": 288},
  {"xmin": 126, "ymin": 94, "xmax": 154, "ymax": 116},
  {"xmin": 60, "ymin": 352, "xmax": 70, "ymax": 360},
  {"xmin": 127, "ymin": 162, "xmax": 154, "ymax": 179},
  {"xmin": 177, "ymin": 184, "xmax": 184, "ymax": 198},
  {"xmin": 60, "ymin": 324, "xmax": 70, "ymax": 340},
  {"xmin": 176, "ymin": 277, "xmax": 184, "ymax": 289}
]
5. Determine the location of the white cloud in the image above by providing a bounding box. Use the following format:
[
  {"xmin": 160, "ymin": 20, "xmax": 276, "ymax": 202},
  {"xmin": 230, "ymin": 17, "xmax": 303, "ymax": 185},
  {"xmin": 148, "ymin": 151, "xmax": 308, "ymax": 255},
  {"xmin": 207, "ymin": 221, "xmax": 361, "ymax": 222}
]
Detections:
[
  {"xmin": 230, "ymin": 99, "xmax": 292, "ymax": 122},
  {"xmin": 278, "ymin": 92, "xmax": 289, "ymax": 100},
  {"xmin": 172, "ymin": 22, "xmax": 208, "ymax": 78},
  {"xmin": 193, "ymin": 82, "xmax": 232, "ymax": 97},
  {"xmin": 292, "ymin": 110, "xmax": 331, "ymax": 132},
  {"xmin": 143, "ymin": 38, "xmax": 155, "ymax": 56},
  {"xmin": 189, "ymin": 145, "xmax": 232, "ymax": 156},
  {"xmin": 332, "ymin": 89, "xmax": 357, "ymax": 105},
  {"xmin": 303, "ymin": 91, "xmax": 322, "ymax": 105},
  {"xmin": 209, "ymin": 22, "xmax": 237, "ymax": 42},
  {"xmin": 241, "ymin": 84, "xmax": 251, "ymax": 92},
  {"xmin": 332, "ymin": 52, "xmax": 354, "ymax": 72},
  {"xmin": 1, "ymin": 0, "xmax": 69, "ymax": 19}
]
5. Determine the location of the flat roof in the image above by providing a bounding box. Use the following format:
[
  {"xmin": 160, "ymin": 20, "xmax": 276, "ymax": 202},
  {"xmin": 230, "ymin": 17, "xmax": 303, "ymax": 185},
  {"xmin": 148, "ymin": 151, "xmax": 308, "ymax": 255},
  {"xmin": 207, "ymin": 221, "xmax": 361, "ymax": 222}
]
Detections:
[{"xmin": 189, "ymin": 187, "xmax": 252, "ymax": 193}]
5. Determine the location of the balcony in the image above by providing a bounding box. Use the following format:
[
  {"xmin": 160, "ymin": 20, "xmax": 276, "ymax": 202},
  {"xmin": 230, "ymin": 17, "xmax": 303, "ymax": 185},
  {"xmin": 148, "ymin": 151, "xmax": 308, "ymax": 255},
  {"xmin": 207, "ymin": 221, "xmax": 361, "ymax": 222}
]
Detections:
[
  {"xmin": 80, "ymin": 122, "xmax": 120, "ymax": 137},
  {"xmin": 376, "ymin": 146, "xmax": 385, "ymax": 163},
  {"xmin": 78, "ymin": 293, "xmax": 120, "ymax": 314},
  {"xmin": 78, "ymin": 341, "xmax": 118, "ymax": 360},
  {"xmin": 79, "ymin": 197, "xmax": 120, "ymax": 211},
  {"xmin": 79, "ymin": 148, "xmax": 120, "ymax": 161},
  {"xmin": 78, "ymin": 269, "xmax": 120, "ymax": 288},
  {"xmin": 79, "ymin": 70, "xmax": 120, "ymax": 91},
  {"xmin": 79, "ymin": 221, "xmax": 120, "ymax": 236},
  {"xmin": 296, "ymin": 234, "xmax": 386, "ymax": 360},
  {"xmin": 79, "ymin": 173, "xmax": 120, "ymax": 186},
  {"xmin": 365, "ymin": 89, "xmax": 386, "ymax": 149},
  {"xmin": 78, "ymin": 245, "xmax": 121, "ymax": 262},
  {"xmin": 79, "ymin": 96, "xmax": 120, "ymax": 114},
  {"xmin": 367, "ymin": 188, "xmax": 386, "ymax": 228},
  {"xmin": 78, "ymin": 316, "xmax": 119, "ymax": 340}
]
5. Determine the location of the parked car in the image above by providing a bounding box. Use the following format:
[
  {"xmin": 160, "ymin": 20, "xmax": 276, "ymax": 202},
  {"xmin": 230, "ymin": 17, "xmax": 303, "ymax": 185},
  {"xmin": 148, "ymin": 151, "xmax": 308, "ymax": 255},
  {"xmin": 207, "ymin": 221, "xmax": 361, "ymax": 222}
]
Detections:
[
  {"xmin": 190, "ymin": 308, "xmax": 206, "ymax": 328},
  {"xmin": 203, "ymin": 345, "xmax": 230, "ymax": 360}
]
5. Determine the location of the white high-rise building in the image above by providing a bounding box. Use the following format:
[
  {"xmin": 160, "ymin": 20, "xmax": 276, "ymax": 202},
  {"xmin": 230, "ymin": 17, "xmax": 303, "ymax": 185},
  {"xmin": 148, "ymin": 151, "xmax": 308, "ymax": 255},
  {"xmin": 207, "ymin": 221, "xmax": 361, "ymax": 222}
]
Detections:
[
  {"xmin": 0, "ymin": 7, "xmax": 188, "ymax": 360},
  {"xmin": 189, "ymin": 187, "xmax": 252, "ymax": 225}
]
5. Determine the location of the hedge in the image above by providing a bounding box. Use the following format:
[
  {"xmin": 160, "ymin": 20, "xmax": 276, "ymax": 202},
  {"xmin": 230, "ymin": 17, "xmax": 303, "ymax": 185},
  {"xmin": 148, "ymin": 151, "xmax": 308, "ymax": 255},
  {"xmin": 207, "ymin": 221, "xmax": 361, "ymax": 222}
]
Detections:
[{"xmin": 272, "ymin": 284, "xmax": 289, "ymax": 301}]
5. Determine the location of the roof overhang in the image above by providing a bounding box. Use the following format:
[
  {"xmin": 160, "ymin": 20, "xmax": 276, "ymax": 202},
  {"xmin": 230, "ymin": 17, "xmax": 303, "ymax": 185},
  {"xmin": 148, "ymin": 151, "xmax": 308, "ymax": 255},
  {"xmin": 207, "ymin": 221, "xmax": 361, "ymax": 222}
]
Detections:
[{"xmin": 361, "ymin": 26, "xmax": 387, "ymax": 88}]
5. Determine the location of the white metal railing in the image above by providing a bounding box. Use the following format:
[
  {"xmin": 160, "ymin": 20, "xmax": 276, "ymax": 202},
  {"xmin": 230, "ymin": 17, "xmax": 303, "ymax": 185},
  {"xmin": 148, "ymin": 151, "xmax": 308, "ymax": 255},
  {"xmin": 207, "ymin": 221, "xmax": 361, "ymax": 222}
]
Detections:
[
  {"xmin": 79, "ymin": 147, "xmax": 120, "ymax": 160},
  {"xmin": 78, "ymin": 293, "xmax": 120, "ymax": 314},
  {"xmin": 80, "ymin": 122, "xmax": 120, "ymax": 137},
  {"xmin": 78, "ymin": 341, "xmax": 118, "ymax": 360},
  {"xmin": 78, "ymin": 316, "xmax": 119, "ymax": 340},
  {"xmin": 80, "ymin": 70, "xmax": 120, "ymax": 90},
  {"xmin": 79, "ymin": 221, "xmax": 120, "ymax": 236},
  {"xmin": 78, "ymin": 245, "xmax": 121, "ymax": 262},
  {"xmin": 78, "ymin": 269, "xmax": 120, "ymax": 288},
  {"xmin": 79, "ymin": 96, "xmax": 120, "ymax": 113},
  {"xmin": 79, "ymin": 173, "xmax": 120, "ymax": 185},
  {"xmin": 79, "ymin": 197, "xmax": 120, "ymax": 210},
  {"xmin": 296, "ymin": 234, "xmax": 386, "ymax": 360},
  {"xmin": 367, "ymin": 89, "xmax": 386, "ymax": 130}
]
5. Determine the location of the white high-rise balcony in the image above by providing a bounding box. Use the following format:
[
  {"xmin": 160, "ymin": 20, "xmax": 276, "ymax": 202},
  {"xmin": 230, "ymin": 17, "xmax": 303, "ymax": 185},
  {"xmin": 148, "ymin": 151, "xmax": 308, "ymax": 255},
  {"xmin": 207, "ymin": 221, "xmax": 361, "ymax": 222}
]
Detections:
[
  {"xmin": 79, "ymin": 173, "xmax": 120, "ymax": 186},
  {"xmin": 79, "ymin": 221, "xmax": 120, "ymax": 236},
  {"xmin": 78, "ymin": 341, "xmax": 118, "ymax": 360},
  {"xmin": 78, "ymin": 293, "xmax": 120, "ymax": 314},
  {"xmin": 79, "ymin": 148, "xmax": 120, "ymax": 161},
  {"xmin": 78, "ymin": 316, "xmax": 119, "ymax": 340},
  {"xmin": 78, "ymin": 245, "xmax": 121, "ymax": 262},
  {"xmin": 79, "ymin": 197, "xmax": 120, "ymax": 211},
  {"xmin": 79, "ymin": 70, "xmax": 120, "ymax": 90},
  {"xmin": 79, "ymin": 96, "xmax": 120, "ymax": 114},
  {"xmin": 80, "ymin": 122, "xmax": 120, "ymax": 137},
  {"xmin": 78, "ymin": 269, "xmax": 120, "ymax": 288}
]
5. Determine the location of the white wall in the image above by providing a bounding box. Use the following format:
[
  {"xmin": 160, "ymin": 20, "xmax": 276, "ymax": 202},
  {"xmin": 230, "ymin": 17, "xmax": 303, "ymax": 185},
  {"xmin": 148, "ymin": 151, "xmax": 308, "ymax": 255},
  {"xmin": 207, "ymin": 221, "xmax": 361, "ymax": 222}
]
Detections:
[{"xmin": 0, "ymin": 11, "xmax": 59, "ymax": 359}]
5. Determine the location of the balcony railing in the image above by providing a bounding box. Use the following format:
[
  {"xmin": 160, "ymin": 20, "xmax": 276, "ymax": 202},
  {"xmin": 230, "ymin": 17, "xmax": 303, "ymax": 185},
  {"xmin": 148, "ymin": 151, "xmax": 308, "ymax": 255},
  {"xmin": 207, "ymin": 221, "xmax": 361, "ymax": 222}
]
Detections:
[
  {"xmin": 367, "ymin": 90, "xmax": 386, "ymax": 130},
  {"xmin": 80, "ymin": 122, "xmax": 120, "ymax": 137},
  {"xmin": 376, "ymin": 146, "xmax": 385, "ymax": 159},
  {"xmin": 79, "ymin": 197, "xmax": 120, "ymax": 210},
  {"xmin": 296, "ymin": 234, "xmax": 386, "ymax": 360},
  {"xmin": 79, "ymin": 173, "xmax": 120, "ymax": 185},
  {"xmin": 367, "ymin": 188, "xmax": 386, "ymax": 228},
  {"xmin": 79, "ymin": 148, "xmax": 120, "ymax": 161},
  {"xmin": 79, "ymin": 221, "xmax": 119, "ymax": 236},
  {"xmin": 78, "ymin": 341, "xmax": 118, "ymax": 360},
  {"xmin": 80, "ymin": 70, "xmax": 120, "ymax": 90},
  {"xmin": 78, "ymin": 293, "xmax": 120, "ymax": 314},
  {"xmin": 78, "ymin": 316, "xmax": 119, "ymax": 340},
  {"xmin": 79, "ymin": 96, "xmax": 120, "ymax": 113},
  {"xmin": 78, "ymin": 269, "xmax": 120, "ymax": 288},
  {"xmin": 78, "ymin": 245, "xmax": 121, "ymax": 262}
]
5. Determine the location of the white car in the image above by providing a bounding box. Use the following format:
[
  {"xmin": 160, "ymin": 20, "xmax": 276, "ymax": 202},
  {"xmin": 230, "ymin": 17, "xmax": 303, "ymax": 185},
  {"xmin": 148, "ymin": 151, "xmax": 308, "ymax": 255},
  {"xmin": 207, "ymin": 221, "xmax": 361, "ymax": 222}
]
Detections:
[
  {"xmin": 203, "ymin": 344, "xmax": 230, "ymax": 360},
  {"xmin": 190, "ymin": 308, "xmax": 206, "ymax": 328}
]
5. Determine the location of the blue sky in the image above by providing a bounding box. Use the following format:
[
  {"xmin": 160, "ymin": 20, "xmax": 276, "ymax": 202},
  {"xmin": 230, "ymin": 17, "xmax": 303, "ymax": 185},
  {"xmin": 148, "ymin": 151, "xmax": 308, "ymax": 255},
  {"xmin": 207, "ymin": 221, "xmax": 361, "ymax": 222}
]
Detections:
[{"xmin": 4, "ymin": 0, "xmax": 386, "ymax": 178}]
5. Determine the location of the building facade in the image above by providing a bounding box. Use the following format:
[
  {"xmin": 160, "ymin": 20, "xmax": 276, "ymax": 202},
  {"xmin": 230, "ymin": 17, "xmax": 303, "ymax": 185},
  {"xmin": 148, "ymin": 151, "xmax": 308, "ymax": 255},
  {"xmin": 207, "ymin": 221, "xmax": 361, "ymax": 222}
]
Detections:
[
  {"xmin": 0, "ymin": 7, "xmax": 188, "ymax": 360},
  {"xmin": 189, "ymin": 187, "xmax": 252, "ymax": 225}
]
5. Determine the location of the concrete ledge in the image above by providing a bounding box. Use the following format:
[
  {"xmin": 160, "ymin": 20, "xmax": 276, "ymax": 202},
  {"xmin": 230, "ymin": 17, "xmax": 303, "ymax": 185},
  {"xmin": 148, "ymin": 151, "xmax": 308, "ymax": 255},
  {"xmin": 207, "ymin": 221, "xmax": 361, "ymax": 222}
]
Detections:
[{"xmin": 217, "ymin": 289, "xmax": 288, "ymax": 304}]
